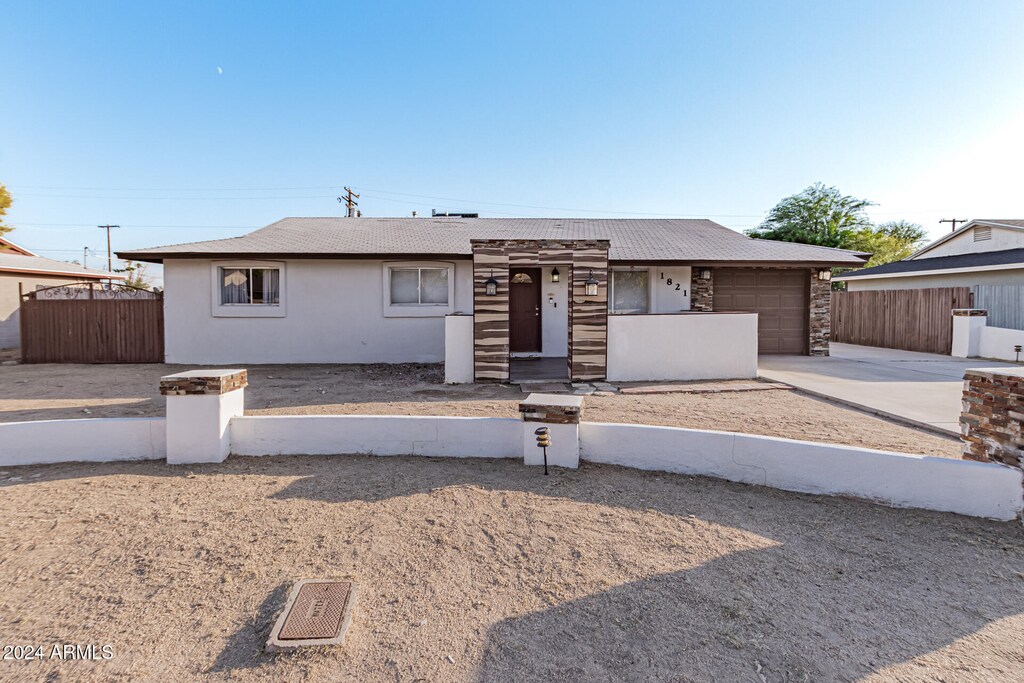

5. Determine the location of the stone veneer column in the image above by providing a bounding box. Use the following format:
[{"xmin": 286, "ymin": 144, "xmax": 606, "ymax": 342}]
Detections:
[
  {"xmin": 690, "ymin": 268, "xmax": 713, "ymax": 311},
  {"xmin": 809, "ymin": 271, "xmax": 831, "ymax": 356},
  {"xmin": 960, "ymin": 368, "xmax": 1024, "ymax": 468},
  {"xmin": 160, "ymin": 369, "xmax": 247, "ymax": 464}
]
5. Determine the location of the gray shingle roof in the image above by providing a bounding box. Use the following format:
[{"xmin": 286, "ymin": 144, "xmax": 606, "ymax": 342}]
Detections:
[
  {"xmin": 118, "ymin": 217, "xmax": 869, "ymax": 265},
  {"xmin": 0, "ymin": 252, "xmax": 124, "ymax": 279},
  {"xmin": 836, "ymin": 247, "xmax": 1024, "ymax": 280}
]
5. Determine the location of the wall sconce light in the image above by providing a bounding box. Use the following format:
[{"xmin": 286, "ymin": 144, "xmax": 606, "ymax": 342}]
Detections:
[
  {"xmin": 817, "ymin": 269, "xmax": 832, "ymax": 281},
  {"xmin": 550, "ymin": 267, "xmax": 560, "ymax": 283},
  {"xmin": 700, "ymin": 269, "xmax": 711, "ymax": 280},
  {"xmin": 584, "ymin": 269, "xmax": 599, "ymax": 297},
  {"xmin": 484, "ymin": 270, "xmax": 498, "ymax": 296}
]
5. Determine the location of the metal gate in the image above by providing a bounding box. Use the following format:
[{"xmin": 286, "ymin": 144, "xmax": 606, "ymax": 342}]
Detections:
[
  {"xmin": 831, "ymin": 287, "xmax": 972, "ymax": 354},
  {"xmin": 20, "ymin": 283, "xmax": 164, "ymax": 363}
]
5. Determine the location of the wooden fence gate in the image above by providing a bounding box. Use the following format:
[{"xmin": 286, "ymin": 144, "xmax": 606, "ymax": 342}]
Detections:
[
  {"xmin": 20, "ymin": 284, "xmax": 164, "ymax": 363},
  {"xmin": 831, "ymin": 287, "xmax": 972, "ymax": 354}
]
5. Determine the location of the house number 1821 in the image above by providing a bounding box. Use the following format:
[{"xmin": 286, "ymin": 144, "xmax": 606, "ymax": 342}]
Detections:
[{"xmin": 660, "ymin": 272, "xmax": 682, "ymax": 291}]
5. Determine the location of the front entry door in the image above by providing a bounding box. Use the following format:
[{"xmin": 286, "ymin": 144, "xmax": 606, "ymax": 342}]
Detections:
[{"xmin": 509, "ymin": 268, "xmax": 542, "ymax": 353}]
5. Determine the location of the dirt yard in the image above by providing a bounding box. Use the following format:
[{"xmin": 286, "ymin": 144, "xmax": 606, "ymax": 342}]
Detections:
[
  {"xmin": 0, "ymin": 362, "xmax": 960, "ymax": 456},
  {"xmin": 0, "ymin": 455, "xmax": 1022, "ymax": 682}
]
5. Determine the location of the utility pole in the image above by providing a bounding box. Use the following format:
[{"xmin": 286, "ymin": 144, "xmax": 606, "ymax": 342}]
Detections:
[
  {"xmin": 337, "ymin": 187, "xmax": 360, "ymax": 218},
  {"xmin": 97, "ymin": 224, "xmax": 119, "ymax": 274},
  {"xmin": 940, "ymin": 218, "xmax": 968, "ymax": 232}
]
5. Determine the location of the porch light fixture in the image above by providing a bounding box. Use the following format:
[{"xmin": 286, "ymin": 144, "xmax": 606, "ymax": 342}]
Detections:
[
  {"xmin": 700, "ymin": 269, "xmax": 711, "ymax": 280},
  {"xmin": 817, "ymin": 269, "xmax": 832, "ymax": 282},
  {"xmin": 484, "ymin": 270, "xmax": 499, "ymax": 296},
  {"xmin": 584, "ymin": 269, "xmax": 599, "ymax": 297},
  {"xmin": 550, "ymin": 267, "xmax": 560, "ymax": 283}
]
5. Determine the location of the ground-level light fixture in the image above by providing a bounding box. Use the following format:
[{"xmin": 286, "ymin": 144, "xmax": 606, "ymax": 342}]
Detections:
[
  {"xmin": 817, "ymin": 269, "xmax": 832, "ymax": 282},
  {"xmin": 584, "ymin": 269, "xmax": 599, "ymax": 297},
  {"xmin": 550, "ymin": 267, "xmax": 560, "ymax": 283},
  {"xmin": 535, "ymin": 426, "xmax": 551, "ymax": 475},
  {"xmin": 484, "ymin": 270, "xmax": 498, "ymax": 296}
]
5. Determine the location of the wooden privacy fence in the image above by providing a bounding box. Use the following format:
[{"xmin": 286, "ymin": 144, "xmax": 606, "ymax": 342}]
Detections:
[
  {"xmin": 831, "ymin": 287, "xmax": 972, "ymax": 354},
  {"xmin": 20, "ymin": 284, "xmax": 164, "ymax": 363}
]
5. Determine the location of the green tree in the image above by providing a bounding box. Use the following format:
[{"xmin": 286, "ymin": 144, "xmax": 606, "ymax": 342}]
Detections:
[
  {"xmin": 0, "ymin": 184, "xmax": 12, "ymax": 237},
  {"xmin": 746, "ymin": 183, "xmax": 874, "ymax": 248},
  {"xmin": 115, "ymin": 260, "xmax": 153, "ymax": 290},
  {"xmin": 847, "ymin": 220, "xmax": 927, "ymax": 268}
]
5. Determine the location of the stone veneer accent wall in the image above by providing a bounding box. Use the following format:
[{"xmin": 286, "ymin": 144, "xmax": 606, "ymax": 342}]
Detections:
[
  {"xmin": 960, "ymin": 368, "xmax": 1024, "ymax": 469},
  {"xmin": 809, "ymin": 273, "xmax": 831, "ymax": 357},
  {"xmin": 471, "ymin": 239, "xmax": 609, "ymax": 383},
  {"xmin": 690, "ymin": 268, "xmax": 713, "ymax": 311}
]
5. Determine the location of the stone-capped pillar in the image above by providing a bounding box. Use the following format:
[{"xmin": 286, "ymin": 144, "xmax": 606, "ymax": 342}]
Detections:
[
  {"xmin": 809, "ymin": 272, "xmax": 831, "ymax": 357},
  {"xmin": 951, "ymin": 309, "xmax": 988, "ymax": 358},
  {"xmin": 160, "ymin": 369, "xmax": 247, "ymax": 465},
  {"xmin": 690, "ymin": 268, "xmax": 713, "ymax": 312},
  {"xmin": 518, "ymin": 393, "xmax": 583, "ymax": 469},
  {"xmin": 960, "ymin": 368, "xmax": 1024, "ymax": 468}
]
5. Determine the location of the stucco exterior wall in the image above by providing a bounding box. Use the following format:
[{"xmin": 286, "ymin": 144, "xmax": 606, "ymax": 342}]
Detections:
[
  {"xmin": 164, "ymin": 259, "xmax": 474, "ymax": 364},
  {"xmin": 0, "ymin": 272, "xmax": 99, "ymax": 349},
  {"xmin": 916, "ymin": 226, "xmax": 1024, "ymax": 258},
  {"xmin": 606, "ymin": 312, "xmax": 757, "ymax": 381},
  {"xmin": 844, "ymin": 267, "xmax": 1024, "ymax": 291},
  {"xmin": 538, "ymin": 266, "xmax": 569, "ymax": 357}
]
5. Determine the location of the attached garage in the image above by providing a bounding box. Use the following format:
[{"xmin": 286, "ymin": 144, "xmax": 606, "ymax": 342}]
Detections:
[{"xmin": 714, "ymin": 268, "xmax": 809, "ymax": 354}]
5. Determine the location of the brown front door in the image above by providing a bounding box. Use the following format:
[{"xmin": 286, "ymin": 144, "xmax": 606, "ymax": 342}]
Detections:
[{"xmin": 509, "ymin": 268, "xmax": 542, "ymax": 353}]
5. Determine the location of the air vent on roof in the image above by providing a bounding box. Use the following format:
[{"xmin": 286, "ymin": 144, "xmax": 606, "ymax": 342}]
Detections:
[{"xmin": 974, "ymin": 226, "xmax": 992, "ymax": 242}]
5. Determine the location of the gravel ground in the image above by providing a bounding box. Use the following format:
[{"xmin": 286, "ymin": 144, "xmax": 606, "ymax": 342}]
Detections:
[
  {"xmin": 0, "ymin": 362, "xmax": 960, "ymax": 456},
  {"xmin": 0, "ymin": 456, "xmax": 1022, "ymax": 682}
]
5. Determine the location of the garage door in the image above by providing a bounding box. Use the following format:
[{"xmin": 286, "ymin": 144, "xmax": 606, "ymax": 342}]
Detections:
[{"xmin": 714, "ymin": 269, "xmax": 808, "ymax": 354}]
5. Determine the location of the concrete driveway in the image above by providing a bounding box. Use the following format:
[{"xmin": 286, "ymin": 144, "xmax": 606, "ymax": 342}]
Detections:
[{"xmin": 758, "ymin": 343, "xmax": 1019, "ymax": 435}]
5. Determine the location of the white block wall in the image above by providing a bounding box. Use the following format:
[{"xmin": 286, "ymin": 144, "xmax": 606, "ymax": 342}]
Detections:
[
  {"xmin": 978, "ymin": 325, "xmax": 1024, "ymax": 362},
  {"xmin": 606, "ymin": 313, "xmax": 758, "ymax": 382},
  {"xmin": 580, "ymin": 422, "xmax": 1023, "ymax": 520},
  {"xmin": 230, "ymin": 415, "xmax": 522, "ymax": 458},
  {"xmin": 0, "ymin": 418, "xmax": 167, "ymax": 467}
]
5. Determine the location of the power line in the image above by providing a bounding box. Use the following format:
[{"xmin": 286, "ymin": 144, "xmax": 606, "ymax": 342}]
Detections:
[
  {"xmin": 14, "ymin": 222, "xmax": 255, "ymax": 229},
  {"xmin": 11, "ymin": 184, "xmax": 337, "ymax": 192}
]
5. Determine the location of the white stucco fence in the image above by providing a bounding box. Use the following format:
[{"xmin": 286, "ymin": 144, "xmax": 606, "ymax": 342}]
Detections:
[
  {"xmin": 606, "ymin": 313, "xmax": 758, "ymax": 382},
  {"xmin": 579, "ymin": 422, "xmax": 1023, "ymax": 520},
  {"xmin": 3, "ymin": 382, "xmax": 1021, "ymax": 521},
  {"xmin": 231, "ymin": 415, "xmax": 522, "ymax": 459},
  {"xmin": 951, "ymin": 311, "xmax": 1024, "ymax": 362},
  {"xmin": 0, "ymin": 418, "xmax": 166, "ymax": 467}
]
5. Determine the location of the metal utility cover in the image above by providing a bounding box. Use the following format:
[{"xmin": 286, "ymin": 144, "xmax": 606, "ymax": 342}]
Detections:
[{"xmin": 266, "ymin": 579, "xmax": 356, "ymax": 652}]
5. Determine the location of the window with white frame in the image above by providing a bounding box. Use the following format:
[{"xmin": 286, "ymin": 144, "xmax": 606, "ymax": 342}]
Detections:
[
  {"xmin": 382, "ymin": 262, "xmax": 455, "ymax": 317},
  {"xmin": 211, "ymin": 261, "xmax": 286, "ymax": 317},
  {"xmin": 388, "ymin": 266, "xmax": 449, "ymax": 305},
  {"xmin": 219, "ymin": 266, "xmax": 282, "ymax": 305},
  {"xmin": 609, "ymin": 269, "xmax": 649, "ymax": 314}
]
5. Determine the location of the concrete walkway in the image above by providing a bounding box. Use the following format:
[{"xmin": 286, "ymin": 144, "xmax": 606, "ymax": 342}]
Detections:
[{"xmin": 758, "ymin": 343, "xmax": 1019, "ymax": 435}]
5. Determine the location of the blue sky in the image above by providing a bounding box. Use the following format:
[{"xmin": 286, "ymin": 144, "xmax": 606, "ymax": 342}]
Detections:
[{"xmin": 3, "ymin": 1, "xmax": 1024, "ymax": 282}]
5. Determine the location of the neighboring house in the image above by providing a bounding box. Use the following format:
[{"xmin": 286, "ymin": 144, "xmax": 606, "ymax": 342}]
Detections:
[
  {"xmin": 118, "ymin": 217, "xmax": 866, "ymax": 382},
  {"xmin": 835, "ymin": 219, "xmax": 1024, "ymax": 291},
  {"xmin": 0, "ymin": 236, "xmax": 124, "ymax": 349}
]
